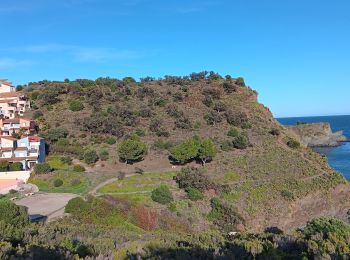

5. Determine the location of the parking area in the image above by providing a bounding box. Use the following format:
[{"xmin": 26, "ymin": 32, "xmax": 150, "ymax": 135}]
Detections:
[{"xmin": 15, "ymin": 193, "xmax": 78, "ymax": 221}]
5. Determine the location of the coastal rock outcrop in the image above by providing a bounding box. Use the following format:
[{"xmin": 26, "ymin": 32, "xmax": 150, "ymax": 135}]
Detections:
[{"xmin": 288, "ymin": 123, "xmax": 346, "ymax": 147}]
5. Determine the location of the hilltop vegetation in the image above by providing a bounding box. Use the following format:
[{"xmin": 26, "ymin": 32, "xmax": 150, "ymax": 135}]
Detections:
[{"xmin": 3, "ymin": 71, "xmax": 348, "ymax": 258}]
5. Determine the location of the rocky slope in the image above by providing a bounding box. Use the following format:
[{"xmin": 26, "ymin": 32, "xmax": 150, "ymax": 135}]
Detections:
[{"xmin": 288, "ymin": 123, "xmax": 346, "ymax": 147}]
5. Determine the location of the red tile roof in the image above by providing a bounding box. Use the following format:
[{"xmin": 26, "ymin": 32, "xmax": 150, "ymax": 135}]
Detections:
[{"xmin": 0, "ymin": 92, "xmax": 25, "ymax": 98}]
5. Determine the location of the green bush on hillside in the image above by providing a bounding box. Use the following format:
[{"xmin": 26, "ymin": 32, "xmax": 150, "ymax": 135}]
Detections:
[
  {"xmin": 84, "ymin": 150, "xmax": 99, "ymax": 165},
  {"xmin": 53, "ymin": 179, "xmax": 63, "ymax": 187},
  {"xmin": 33, "ymin": 163, "xmax": 51, "ymax": 174},
  {"xmin": 232, "ymin": 135, "xmax": 249, "ymax": 149},
  {"xmin": 99, "ymin": 150, "xmax": 109, "ymax": 161},
  {"xmin": 170, "ymin": 136, "xmax": 216, "ymax": 165},
  {"xmin": 68, "ymin": 99, "xmax": 84, "ymax": 111},
  {"xmin": 151, "ymin": 185, "xmax": 173, "ymax": 204},
  {"xmin": 118, "ymin": 136, "xmax": 147, "ymax": 164},
  {"xmin": 287, "ymin": 139, "xmax": 301, "ymax": 149},
  {"xmin": 73, "ymin": 164, "xmax": 85, "ymax": 172},
  {"xmin": 186, "ymin": 188, "xmax": 204, "ymax": 201}
]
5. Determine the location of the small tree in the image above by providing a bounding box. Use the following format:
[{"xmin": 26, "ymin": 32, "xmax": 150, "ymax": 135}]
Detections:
[
  {"xmin": 118, "ymin": 136, "xmax": 147, "ymax": 164},
  {"xmin": 151, "ymin": 185, "xmax": 173, "ymax": 204},
  {"xmin": 170, "ymin": 139, "xmax": 198, "ymax": 164},
  {"xmin": 197, "ymin": 138, "xmax": 217, "ymax": 165}
]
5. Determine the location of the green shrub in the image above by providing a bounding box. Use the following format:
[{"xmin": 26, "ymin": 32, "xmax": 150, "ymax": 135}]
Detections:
[
  {"xmin": 227, "ymin": 127, "xmax": 240, "ymax": 137},
  {"xmin": 232, "ymin": 135, "xmax": 249, "ymax": 149},
  {"xmin": 270, "ymin": 128, "xmax": 281, "ymax": 136},
  {"xmin": 118, "ymin": 136, "xmax": 147, "ymax": 164},
  {"xmin": 60, "ymin": 156, "xmax": 73, "ymax": 165},
  {"xmin": 0, "ymin": 200, "xmax": 29, "ymax": 227},
  {"xmin": 99, "ymin": 150, "xmax": 109, "ymax": 161},
  {"xmin": 281, "ymin": 190, "xmax": 294, "ymax": 200},
  {"xmin": 105, "ymin": 137, "xmax": 116, "ymax": 145},
  {"xmin": 174, "ymin": 167, "xmax": 214, "ymax": 191},
  {"xmin": 31, "ymin": 91, "xmax": 40, "ymax": 100},
  {"xmin": 84, "ymin": 150, "xmax": 99, "ymax": 165},
  {"xmin": 68, "ymin": 99, "xmax": 84, "ymax": 111},
  {"xmin": 153, "ymin": 139, "xmax": 174, "ymax": 151},
  {"xmin": 73, "ymin": 164, "xmax": 86, "ymax": 172},
  {"xmin": 186, "ymin": 188, "xmax": 204, "ymax": 201},
  {"xmin": 65, "ymin": 197, "xmax": 90, "ymax": 214},
  {"xmin": 33, "ymin": 110, "xmax": 43, "ymax": 119},
  {"xmin": 208, "ymin": 198, "xmax": 225, "ymax": 220},
  {"xmin": 70, "ymin": 179, "xmax": 81, "ymax": 186},
  {"xmin": 0, "ymin": 161, "xmax": 9, "ymax": 172},
  {"xmin": 9, "ymin": 162, "xmax": 23, "ymax": 171},
  {"xmin": 33, "ymin": 163, "xmax": 51, "ymax": 174},
  {"xmin": 53, "ymin": 179, "xmax": 63, "ymax": 187},
  {"xmin": 287, "ymin": 139, "xmax": 301, "ymax": 149},
  {"xmin": 151, "ymin": 185, "xmax": 173, "ymax": 204}
]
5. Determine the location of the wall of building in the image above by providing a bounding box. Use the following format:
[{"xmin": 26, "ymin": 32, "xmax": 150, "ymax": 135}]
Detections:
[{"xmin": 0, "ymin": 170, "xmax": 31, "ymax": 182}]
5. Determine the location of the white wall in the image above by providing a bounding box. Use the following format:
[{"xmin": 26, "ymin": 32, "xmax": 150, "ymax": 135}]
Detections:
[{"xmin": 0, "ymin": 171, "xmax": 31, "ymax": 182}]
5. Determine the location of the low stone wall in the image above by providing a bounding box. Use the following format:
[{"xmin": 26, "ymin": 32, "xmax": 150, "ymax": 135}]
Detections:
[{"xmin": 0, "ymin": 171, "xmax": 31, "ymax": 182}]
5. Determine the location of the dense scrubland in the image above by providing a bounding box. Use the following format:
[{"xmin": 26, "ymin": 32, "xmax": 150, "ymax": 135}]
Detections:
[{"xmin": 1, "ymin": 72, "xmax": 350, "ymax": 259}]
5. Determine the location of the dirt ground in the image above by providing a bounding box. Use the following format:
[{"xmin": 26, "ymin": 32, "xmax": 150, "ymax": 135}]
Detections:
[{"xmin": 15, "ymin": 193, "xmax": 78, "ymax": 221}]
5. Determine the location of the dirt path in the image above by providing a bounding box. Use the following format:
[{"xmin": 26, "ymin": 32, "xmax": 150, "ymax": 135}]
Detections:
[{"xmin": 15, "ymin": 193, "xmax": 78, "ymax": 221}]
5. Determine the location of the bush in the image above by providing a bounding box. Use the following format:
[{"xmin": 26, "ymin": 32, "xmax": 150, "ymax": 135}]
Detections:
[
  {"xmin": 9, "ymin": 162, "xmax": 23, "ymax": 171},
  {"xmin": 287, "ymin": 139, "xmax": 301, "ymax": 149},
  {"xmin": 232, "ymin": 135, "xmax": 249, "ymax": 149},
  {"xmin": 151, "ymin": 185, "xmax": 173, "ymax": 204},
  {"xmin": 99, "ymin": 150, "xmax": 109, "ymax": 161},
  {"xmin": 0, "ymin": 200, "xmax": 29, "ymax": 227},
  {"xmin": 174, "ymin": 167, "xmax": 214, "ymax": 191},
  {"xmin": 225, "ymin": 110, "xmax": 249, "ymax": 128},
  {"xmin": 84, "ymin": 150, "xmax": 99, "ymax": 165},
  {"xmin": 70, "ymin": 179, "xmax": 81, "ymax": 186},
  {"xmin": 105, "ymin": 137, "xmax": 116, "ymax": 145},
  {"xmin": 33, "ymin": 163, "xmax": 51, "ymax": 174},
  {"xmin": 33, "ymin": 110, "xmax": 44, "ymax": 119},
  {"xmin": 0, "ymin": 161, "xmax": 9, "ymax": 172},
  {"xmin": 65, "ymin": 197, "xmax": 90, "ymax": 214},
  {"xmin": 270, "ymin": 128, "xmax": 281, "ymax": 136},
  {"xmin": 73, "ymin": 164, "xmax": 85, "ymax": 172},
  {"xmin": 68, "ymin": 100, "xmax": 84, "ymax": 111},
  {"xmin": 153, "ymin": 140, "xmax": 174, "ymax": 151},
  {"xmin": 118, "ymin": 136, "xmax": 147, "ymax": 164},
  {"xmin": 281, "ymin": 190, "xmax": 294, "ymax": 200},
  {"xmin": 186, "ymin": 188, "xmax": 204, "ymax": 201},
  {"xmin": 53, "ymin": 179, "xmax": 63, "ymax": 187},
  {"xmin": 42, "ymin": 128, "xmax": 68, "ymax": 143},
  {"xmin": 60, "ymin": 156, "xmax": 73, "ymax": 165},
  {"xmin": 227, "ymin": 128, "xmax": 240, "ymax": 137}
]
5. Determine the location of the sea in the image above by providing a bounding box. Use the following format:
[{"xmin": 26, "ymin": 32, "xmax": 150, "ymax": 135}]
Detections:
[{"xmin": 277, "ymin": 115, "xmax": 350, "ymax": 180}]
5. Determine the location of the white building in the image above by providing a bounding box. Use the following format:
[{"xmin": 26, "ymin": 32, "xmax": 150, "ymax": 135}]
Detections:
[{"xmin": 0, "ymin": 79, "xmax": 16, "ymax": 93}]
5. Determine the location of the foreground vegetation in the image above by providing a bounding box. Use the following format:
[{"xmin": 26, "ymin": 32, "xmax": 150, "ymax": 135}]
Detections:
[{"xmin": 1, "ymin": 198, "xmax": 350, "ymax": 259}]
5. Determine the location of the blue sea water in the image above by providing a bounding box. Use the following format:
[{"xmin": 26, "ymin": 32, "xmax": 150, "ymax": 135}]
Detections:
[{"xmin": 277, "ymin": 115, "xmax": 350, "ymax": 180}]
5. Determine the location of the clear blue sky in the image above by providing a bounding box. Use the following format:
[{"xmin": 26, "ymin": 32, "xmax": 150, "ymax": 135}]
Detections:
[{"xmin": 1, "ymin": 0, "xmax": 349, "ymax": 117}]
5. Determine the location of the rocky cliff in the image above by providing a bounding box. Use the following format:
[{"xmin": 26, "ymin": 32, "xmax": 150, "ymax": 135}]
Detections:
[{"xmin": 288, "ymin": 123, "xmax": 346, "ymax": 147}]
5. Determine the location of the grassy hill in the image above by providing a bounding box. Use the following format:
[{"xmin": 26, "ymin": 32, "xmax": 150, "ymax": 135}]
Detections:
[{"xmin": 9, "ymin": 71, "xmax": 350, "ymax": 258}]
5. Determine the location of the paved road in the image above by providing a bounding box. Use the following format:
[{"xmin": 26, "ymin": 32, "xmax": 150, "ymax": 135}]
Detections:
[{"xmin": 15, "ymin": 193, "xmax": 78, "ymax": 221}]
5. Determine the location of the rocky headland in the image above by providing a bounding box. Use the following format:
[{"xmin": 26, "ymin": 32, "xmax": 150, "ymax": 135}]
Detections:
[{"xmin": 288, "ymin": 122, "xmax": 347, "ymax": 147}]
